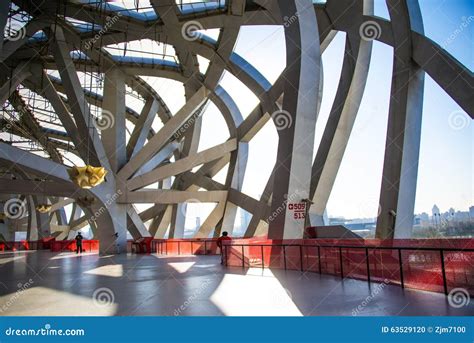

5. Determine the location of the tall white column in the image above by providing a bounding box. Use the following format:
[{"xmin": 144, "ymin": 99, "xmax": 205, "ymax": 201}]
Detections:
[{"xmin": 269, "ymin": 0, "xmax": 321, "ymax": 239}]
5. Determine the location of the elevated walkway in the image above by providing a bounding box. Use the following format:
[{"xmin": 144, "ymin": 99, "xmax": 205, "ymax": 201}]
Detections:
[{"xmin": 0, "ymin": 250, "xmax": 472, "ymax": 316}]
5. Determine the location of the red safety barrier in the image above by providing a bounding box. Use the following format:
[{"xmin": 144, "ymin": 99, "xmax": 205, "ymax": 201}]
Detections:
[
  {"xmin": 0, "ymin": 240, "xmax": 30, "ymax": 251},
  {"xmin": 27, "ymin": 237, "xmax": 57, "ymax": 250},
  {"xmin": 127, "ymin": 239, "xmax": 134, "ymax": 252},
  {"xmin": 131, "ymin": 237, "xmax": 154, "ymax": 253},
  {"xmin": 0, "ymin": 238, "xmax": 57, "ymax": 251},
  {"xmin": 222, "ymin": 238, "xmax": 474, "ymax": 296},
  {"xmin": 153, "ymin": 238, "xmax": 221, "ymax": 255},
  {"xmin": 40, "ymin": 237, "xmax": 55, "ymax": 249},
  {"xmin": 50, "ymin": 240, "xmax": 99, "ymax": 252}
]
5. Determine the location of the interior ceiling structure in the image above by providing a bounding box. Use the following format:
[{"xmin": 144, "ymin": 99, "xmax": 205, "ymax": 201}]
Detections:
[{"xmin": 0, "ymin": 0, "xmax": 472, "ymax": 254}]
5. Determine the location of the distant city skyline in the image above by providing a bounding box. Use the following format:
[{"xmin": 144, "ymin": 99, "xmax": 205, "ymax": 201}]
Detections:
[{"xmin": 328, "ymin": 204, "xmax": 474, "ymax": 222}]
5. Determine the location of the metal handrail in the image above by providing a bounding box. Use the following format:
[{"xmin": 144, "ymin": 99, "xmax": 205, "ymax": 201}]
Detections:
[
  {"xmin": 223, "ymin": 243, "xmax": 474, "ymax": 252},
  {"xmin": 223, "ymin": 242, "xmax": 474, "ymax": 295},
  {"xmin": 152, "ymin": 239, "xmax": 219, "ymax": 255}
]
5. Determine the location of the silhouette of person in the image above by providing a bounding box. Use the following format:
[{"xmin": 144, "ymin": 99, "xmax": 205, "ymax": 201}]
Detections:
[
  {"xmin": 216, "ymin": 231, "xmax": 232, "ymax": 264},
  {"xmin": 75, "ymin": 232, "xmax": 84, "ymax": 254}
]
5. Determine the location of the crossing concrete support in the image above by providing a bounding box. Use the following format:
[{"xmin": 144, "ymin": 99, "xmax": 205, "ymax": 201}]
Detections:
[
  {"xmin": 50, "ymin": 198, "xmax": 73, "ymax": 227},
  {"xmin": 100, "ymin": 66, "xmax": 133, "ymax": 245},
  {"xmin": 26, "ymin": 196, "xmax": 38, "ymax": 241},
  {"xmin": 376, "ymin": 0, "xmax": 425, "ymax": 239},
  {"xmin": 127, "ymin": 98, "xmax": 159, "ymax": 159},
  {"xmin": 102, "ymin": 67, "xmax": 127, "ymax": 174},
  {"xmin": 0, "ymin": 63, "xmax": 32, "ymax": 105},
  {"xmin": 0, "ymin": 1, "xmax": 11, "ymax": 54},
  {"xmin": 150, "ymin": 0, "xmax": 204, "ymax": 237},
  {"xmin": 269, "ymin": 0, "xmax": 321, "ymax": 239},
  {"xmin": 309, "ymin": 0, "xmax": 373, "ymax": 225},
  {"xmin": 34, "ymin": 196, "xmax": 51, "ymax": 238},
  {"xmin": 0, "ymin": 199, "xmax": 15, "ymax": 241}
]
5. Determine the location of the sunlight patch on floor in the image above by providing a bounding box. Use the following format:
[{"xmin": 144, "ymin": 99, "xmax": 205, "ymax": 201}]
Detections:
[
  {"xmin": 0, "ymin": 286, "xmax": 117, "ymax": 316},
  {"xmin": 99, "ymin": 254, "xmax": 117, "ymax": 259},
  {"xmin": 211, "ymin": 271, "xmax": 302, "ymax": 316},
  {"xmin": 85, "ymin": 264, "xmax": 123, "ymax": 277},
  {"xmin": 245, "ymin": 267, "xmax": 279, "ymax": 277},
  {"xmin": 168, "ymin": 261, "xmax": 196, "ymax": 273},
  {"xmin": 0, "ymin": 255, "xmax": 26, "ymax": 265},
  {"xmin": 49, "ymin": 252, "xmax": 97, "ymax": 260}
]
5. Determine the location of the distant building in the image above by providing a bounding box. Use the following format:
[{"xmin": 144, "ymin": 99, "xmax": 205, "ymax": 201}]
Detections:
[
  {"xmin": 432, "ymin": 205, "xmax": 441, "ymax": 226},
  {"xmin": 419, "ymin": 212, "xmax": 429, "ymax": 221},
  {"xmin": 241, "ymin": 211, "xmax": 251, "ymax": 230},
  {"xmin": 329, "ymin": 217, "xmax": 346, "ymax": 226},
  {"xmin": 322, "ymin": 209, "xmax": 329, "ymax": 226},
  {"xmin": 454, "ymin": 211, "xmax": 470, "ymax": 221},
  {"xmin": 413, "ymin": 216, "xmax": 421, "ymax": 226}
]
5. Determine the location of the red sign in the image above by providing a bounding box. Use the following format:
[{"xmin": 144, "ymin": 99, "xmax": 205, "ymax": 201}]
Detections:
[{"xmin": 288, "ymin": 202, "xmax": 306, "ymax": 220}]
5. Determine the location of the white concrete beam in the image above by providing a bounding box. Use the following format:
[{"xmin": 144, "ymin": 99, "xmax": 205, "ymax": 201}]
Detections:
[
  {"xmin": 269, "ymin": 0, "xmax": 321, "ymax": 239},
  {"xmin": 119, "ymin": 190, "xmax": 227, "ymax": 204},
  {"xmin": 126, "ymin": 139, "xmax": 236, "ymax": 191},
  {"xmin": 118, "ymin": 86, "xmax": 210, "ymax": 179},
  {"xmin": 127, "ymin": 98, "xmax": 159, "ymax": 159}
]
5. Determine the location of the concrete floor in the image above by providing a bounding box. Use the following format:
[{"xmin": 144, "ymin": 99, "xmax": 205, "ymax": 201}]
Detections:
[{"xmin": 0, "ymin": 251, "xmax": 473, "ymax": 316}]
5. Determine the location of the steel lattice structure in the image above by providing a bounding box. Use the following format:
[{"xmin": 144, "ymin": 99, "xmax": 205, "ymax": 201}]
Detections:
[{"xmin": 0, "ymin": 0, "xmax": 472, "ymax": 254}]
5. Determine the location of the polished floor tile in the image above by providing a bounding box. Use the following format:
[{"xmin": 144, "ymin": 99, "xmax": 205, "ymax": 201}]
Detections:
[{"xmin": 0, "ymin": 251, "xmax": 472, "ymax": 316}]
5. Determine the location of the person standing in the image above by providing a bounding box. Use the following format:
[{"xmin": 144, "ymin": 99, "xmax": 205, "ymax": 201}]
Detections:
[
  {"xmin": 75, "ymin": 232, "xmax": 84, "ymax": 254},
  {"xmin": 216, "ymin": 231, "xmax": 232, "ymax": 264}
]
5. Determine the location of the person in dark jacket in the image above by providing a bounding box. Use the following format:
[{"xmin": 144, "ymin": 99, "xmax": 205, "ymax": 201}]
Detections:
[{"xmin": 75, "ymin": 232, "xmax": 84, "ymax": 254}]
